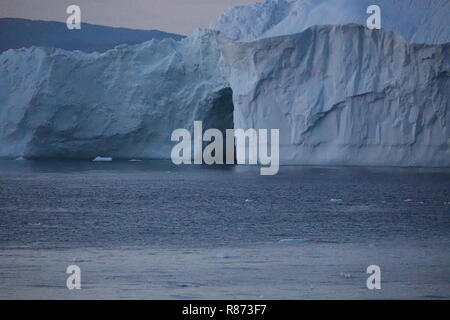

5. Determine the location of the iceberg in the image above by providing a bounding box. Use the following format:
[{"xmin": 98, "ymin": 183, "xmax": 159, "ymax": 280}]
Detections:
[
  {"xmin": 0, "ymin": 0, "xmax": 449, "ymax": 167},
  {"xmin": 0, "ymin": 30, "xmax": 233, "ymax": 159},
  {"xmin": 218, "ymin": 24, "xmax": 450, "ymax": 166}
]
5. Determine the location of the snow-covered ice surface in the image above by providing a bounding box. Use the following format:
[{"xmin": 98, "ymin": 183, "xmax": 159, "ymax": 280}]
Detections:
[
  {"xmin": 218, "ymin": 24, "xmax": 450, "ymax": 166},
  {"xmin": 0, "ymin": 0, "xmax": 449, "ymax": 166},
  {"xmin": 212, "ymin": 0, "xmax": 450, "ymax": 44},
  {"xmin": 92, "ymin": 156, "xmax": 113, "ymax": 162}
]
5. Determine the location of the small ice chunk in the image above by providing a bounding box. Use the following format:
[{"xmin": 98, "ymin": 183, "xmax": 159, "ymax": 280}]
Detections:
[
  {"xmin": 15, "ymin": 156, "xmax": 26, "ymax": 161},
  {"xmin": 128, "ymin": 159, "xmax": 142, "ymax": 162},
  {"xmin": 245, "ymin": 199, "xmax": 253, "ymax": 202},
  {"xmin": 330, "ymin": 198, "xmax": 343, "ymax": 203},
  {"xmin": 279, "ymin": 238, "xmax": 307, "ymax": 243},
  {"xmin": 93, "ymin": 156, "xmax": 112, "ymax": 162},
  {"xmin": 340, "ymin": 272, "xmax": 352, "ymax": 279},
  {"xmin": 215, "ymin": 253, "xmax": 231, "ymax": 259},
  {"xmin": 404, "ymin": 199, "xmax": 413, "ymax": 202}
]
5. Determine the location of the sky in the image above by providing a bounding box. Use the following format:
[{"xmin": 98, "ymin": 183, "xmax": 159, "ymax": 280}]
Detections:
[{"xmin": 0, "ymin": 0, "xmax": 259, "ymax": 35}]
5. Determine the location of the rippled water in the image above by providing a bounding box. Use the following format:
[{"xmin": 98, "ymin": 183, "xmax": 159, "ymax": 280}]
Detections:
[{"xmin": 0, "ymin": 160, "xmax": 449, "ymax": 299}]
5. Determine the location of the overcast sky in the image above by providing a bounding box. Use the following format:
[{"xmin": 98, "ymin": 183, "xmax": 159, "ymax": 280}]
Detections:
[{"xmin": 0, "ymin": 0, "xmax": 258, "ymax": 35}]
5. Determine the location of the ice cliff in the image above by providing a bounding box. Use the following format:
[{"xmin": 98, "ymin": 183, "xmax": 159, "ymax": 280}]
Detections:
[
  {"xmin": 0, "ymin": 0, "xmax": 449, "ymax": 166},
  {"xmin": 218, "ymin": 24, "xmax": 450, "ymax": 166},
  {"xmin": 0, "ymin": 30, "xmax": 233, "ymax": 159}
]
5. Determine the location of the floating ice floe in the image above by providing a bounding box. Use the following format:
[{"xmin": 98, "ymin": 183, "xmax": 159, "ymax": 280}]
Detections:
[
  {"xmin": 92, "ymin": 156, "xmax": 113, "ymax": 162},
  {"xmin": 330, "ymin": 198, "xmax": 343, "ymax": 203}
]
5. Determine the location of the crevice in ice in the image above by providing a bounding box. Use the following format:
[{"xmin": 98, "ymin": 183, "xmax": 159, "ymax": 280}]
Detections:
[
  {"xmin": 200, "ymin": 87, "xmax": 235, "ymax": 162},
  {"xmin": 202, "ymin": 87, "xmax": 234, "ymax": 132}
]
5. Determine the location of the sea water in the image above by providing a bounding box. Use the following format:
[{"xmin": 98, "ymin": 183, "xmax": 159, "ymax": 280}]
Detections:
[{"xmin": 0, "ymin": 160, "xmax": 448, "ymax": 299}]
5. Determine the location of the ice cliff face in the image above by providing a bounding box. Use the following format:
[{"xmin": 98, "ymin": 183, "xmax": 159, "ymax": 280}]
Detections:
[
  {"xmin": 218, "ymin": 24, "xmax": 450, "ymax": 166},
  {"xmin": 212, "ymin": 0, "xmax": 450, "ymax": 44},
  {"xmin": 0, "ymin": 30, "xmax": 233, "ymax": 159},
  {"xmin": 0, "ymin": 0, "xmax": 449, "ymax": 166}
]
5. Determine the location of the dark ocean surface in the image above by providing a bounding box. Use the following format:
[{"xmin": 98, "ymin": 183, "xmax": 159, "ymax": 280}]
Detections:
[{"xmin": 0, "ymin": 160, "xmax": 449, "ymax": 299}]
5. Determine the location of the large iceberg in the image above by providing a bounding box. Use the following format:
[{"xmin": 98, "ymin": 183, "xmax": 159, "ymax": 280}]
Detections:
[
  {"xmin": 0, "ymin": 0, "xmax": 449, "ymax": 166},
  {"xmin": 218, "ymin": 24, "xmax": 450, "ymax": 166},
  {"xmin": 0, "ymin": 30, "xmax": 233, "ymax": 159}
]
